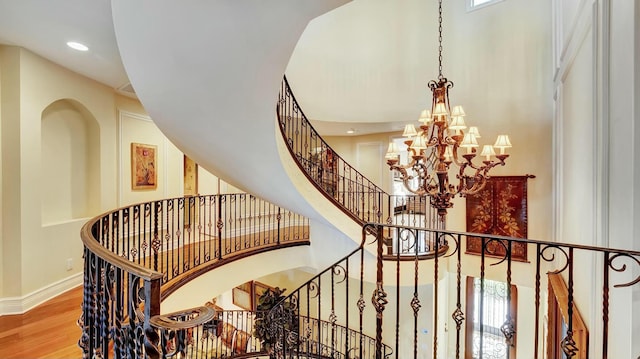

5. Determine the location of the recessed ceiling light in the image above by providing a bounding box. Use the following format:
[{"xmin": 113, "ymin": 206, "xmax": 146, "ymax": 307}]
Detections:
[
  {"xmin": 347, "ymin": 128, "xmax": 355, "ymax": 134},
  {"xmin": 67, "ymin": 41, "xmax": 89, "ymax": 51}
]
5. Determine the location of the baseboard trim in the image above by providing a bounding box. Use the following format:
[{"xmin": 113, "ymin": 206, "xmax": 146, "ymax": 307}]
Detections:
[{"xmin": 0, "ymin": 272, "xmax": 83, "ymax": 316}]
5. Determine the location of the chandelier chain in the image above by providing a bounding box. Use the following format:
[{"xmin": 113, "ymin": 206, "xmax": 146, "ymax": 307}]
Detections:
[{"xmin": 438, "ymin": 0, "xmax": 443, "ymax": 79}]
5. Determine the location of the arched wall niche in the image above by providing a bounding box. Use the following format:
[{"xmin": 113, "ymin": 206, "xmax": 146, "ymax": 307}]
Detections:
[{"xmin": 41, "ymin": 98, "xmax": 100, "ymax": 224}]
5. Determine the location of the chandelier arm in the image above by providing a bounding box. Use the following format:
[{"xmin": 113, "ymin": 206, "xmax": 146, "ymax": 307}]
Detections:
[
  {"xmin": 459, "ymin": 156, "xmax": 509, "ymax": 195},
  {"xmin": 464, "ymin": 155, "xmax": 508, "ymax": 172},
  {"xmin": 389, "ymin": 161, "xmax": 430, "ymax": 196},
  {"xmin": 459, "ymin": 157, "xmax": 484, "ymax": 172},
  {"xmin": 402, "ymin": 180, "xmax": 427, "ymax": 196},
  {"xmin": 444, "ymin": 136, "xmax": 459, "ymax": 146},
  {"xmin": 389, "ymin": 163, "xmax": 415, "ymax": 177},
  {"xmin": 425, "ymin": 138, "xmax": 439, "ymax": 151},
  {"xmin": 455, "ymin": 162, "xmax": 471, "ymax": 192},
  {"xmin": 390, "ymin": 168, "xmax": 423, "ymax": 196},
  {"xmin": 448, "ymin": 144, "xmax": 467, "ymax": 168},
  {"xmin": 462, "ymin": 170, "xmax": 491, "ymax": 195}
]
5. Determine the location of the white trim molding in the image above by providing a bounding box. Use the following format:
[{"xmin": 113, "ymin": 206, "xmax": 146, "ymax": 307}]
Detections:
[
  {"xmin": 118, "ymin": 109, "xmax": 153, "ymax": 205},
  {"xmin": 0, "ymin": 273, "xmax": 82, "ymax": 316},
  {"xmin": 466, "ymin": 0, "xmax": 505, "ymax": 13}
]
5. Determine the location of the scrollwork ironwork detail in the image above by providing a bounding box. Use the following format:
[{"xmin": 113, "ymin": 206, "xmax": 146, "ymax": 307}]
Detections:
[
  {"xmin": 372, "ymin": 282, "xmax": 388, "ymax": 318},
  {"xmin": 308, "ymin": 281, "xmax": 320, "ymax": 298},
  {"xmin": 411, "ymin": 295, "xmax": 421, "ymax": 315},
  {"xmin": 500, "ymin": 315, "xmax": 516, "ymax": 346},
  {"xmin": 540, "ymin": 244, "xmax": 570, "ymax": 274},
  {"xmin": 357, "ymin": 295, "xmax": 366, "ymax": 313},
  {"xmin": 332, "ymin": 264, "xmax": 347, "ymax": 284},
  {"xmin": 561, "ymin": 331, "xmax": 578, "ymax": 358},
  {"xmin": 608, "ymin": 252, "xmax": 640, "ymax": 288},
  {"xmin": 451, "ymin": 307, "xmax": 464, "ymax": 329}
]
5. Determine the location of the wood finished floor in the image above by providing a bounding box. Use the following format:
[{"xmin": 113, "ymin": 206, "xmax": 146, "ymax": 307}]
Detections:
[
  {"xmin": 0, "ymin": 229, "xmax": 309, "ymax": 359},
  {"xmin": 0, "ymin": 286, "xmax": 82, "ymax": 359}
]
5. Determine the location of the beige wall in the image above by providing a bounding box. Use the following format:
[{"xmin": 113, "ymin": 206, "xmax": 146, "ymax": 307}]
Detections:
[
  {"xmin": 1, "ymin": 47, "xmax": 22, "ymax": 299},
  {"xmin": 114, "ymin": 98, "xmax": 226, "ymax": 202},
  {"xmin": 0, "ymin": 47, "xmax": 9, "ymax": 299},
  {"xmin": 41, "ymin": 99, "xmax": 100, "ymax": 223},
  {"xmin": 118, "ymin": 110, "xmax": 183, "ymax": 206},
  {"xmin": 0, "ymin": 46, "xmax": 223, "ymax": 311},
  {"xmin": 0, "ymin": 47, "xmax": 2, "ymax": 299},
  {"xmin": 325, "ymin": 131, "xmax": 400, "ymax": 195},
  {"xmin": 0, "ymin": 46, "xmax": 119, "ymax": 299}
]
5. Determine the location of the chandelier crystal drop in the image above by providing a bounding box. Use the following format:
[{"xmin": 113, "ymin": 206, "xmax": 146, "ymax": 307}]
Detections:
[{"xmin": 385, "ymin": 0, "xmax": 511, "ymax": 219}]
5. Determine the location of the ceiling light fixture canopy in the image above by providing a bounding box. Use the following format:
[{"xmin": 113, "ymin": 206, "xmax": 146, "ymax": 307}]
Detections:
[{"xmin": 385, "ymin": 0, "xmax": 511, "ymax": 219}]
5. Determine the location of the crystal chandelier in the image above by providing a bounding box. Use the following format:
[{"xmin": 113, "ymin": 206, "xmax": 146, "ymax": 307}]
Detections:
[{"xmin": 385, "ymin": 0, "xmax": 511, "ymax": 219}]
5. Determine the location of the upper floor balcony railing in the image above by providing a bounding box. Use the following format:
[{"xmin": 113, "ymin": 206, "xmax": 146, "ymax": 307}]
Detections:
[
  {"xmin": 79, "ymin": 193, "xmax": 310, "ymax": 358},
  {"xmin": 277, "ymin": 76, "xmax": 447, "ymax": 258},
  {"xmin": 79, "ymin": 192, "xmax": 640, "ymax": 359},
  {"xmin": 265, "ymin": 223, "xmax": 640, "ymax": 359}
]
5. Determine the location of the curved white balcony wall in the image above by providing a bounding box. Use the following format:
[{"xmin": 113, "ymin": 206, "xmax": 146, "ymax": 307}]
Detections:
[
  {"xmin": 162, "ymin": 217, "xmax": 361, "ymax": 313},
  {"xmin": 111, "ymin": 0, "xmax": 350, "ymax": 226}
]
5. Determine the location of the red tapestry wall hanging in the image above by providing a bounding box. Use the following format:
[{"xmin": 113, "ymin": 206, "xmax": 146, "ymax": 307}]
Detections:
[{"xmin": 465, "ymin": 175, "xmax": 535, "ymax": 262}]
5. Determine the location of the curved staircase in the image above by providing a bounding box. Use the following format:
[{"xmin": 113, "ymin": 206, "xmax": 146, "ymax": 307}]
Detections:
[{"xmin": 73, "ymin": 2, "xmax": 640, "ymax": 358}]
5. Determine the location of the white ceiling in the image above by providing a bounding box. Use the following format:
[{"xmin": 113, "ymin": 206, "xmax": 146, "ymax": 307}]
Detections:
[
  {"xmin": 0, "ymin": 0, "xmax": 129, "ymax": 91},
  {"xmin": 287, "ymin": 0, "xmax": 438, "ymax": 135},
  {"xmin": 0, "ymin": 0, "xmax": 441, "ymax": 135},
  {"xmin": 0, "ymin": 0, "xmax": 537, "ymax": 136}
]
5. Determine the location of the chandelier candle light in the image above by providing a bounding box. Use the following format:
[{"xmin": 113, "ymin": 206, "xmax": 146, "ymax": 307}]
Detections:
[{"xmin": 385, "ymin": 0, "xmax": 511, "ymax": 219}]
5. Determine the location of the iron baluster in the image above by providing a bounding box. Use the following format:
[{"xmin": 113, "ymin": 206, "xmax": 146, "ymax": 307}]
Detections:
[
  {"xmin": 452, "ymin": 234, "xmax": 464, "ymax": 359},
  {"xmin": 479, "ymin": 236, "xmax": 486, "ymax": 359},
  {"xmin": 412, "ymin": 228, "xmax": 420, "ymax": 359},
  {"xmin": 561, "ymin": 248, "xmax": 578, "ymax": 357},
  {"xmin": 432, "ymin": 230, "xmax": 440, "ymax": 358},
  {"xmin": 603, "ymin": 251, "xmax": 609, "ymax": 359},
  {"xmin": 501, "ymin": 241, "xmax": 516, "ymax": 357},
  {"xmin": 534, "ymin": 243, "xmax": 541, "ymax": 359}
]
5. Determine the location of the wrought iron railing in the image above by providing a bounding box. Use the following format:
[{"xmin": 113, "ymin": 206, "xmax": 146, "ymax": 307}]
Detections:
[
  {"xmin": 149, "ymin": 308, "xmax": 390, "ymax": 359},
  {"xmin": 79, "ymin": 194, "xmax": 310, "ymax": 359},
  {"xmin": 294, "ymin": 316, "xmax": 393, "ymax": 359},
  {"xmin": 150, "ymin": 309, "xmax": 263, "ymax": 358},
  {"xmin": 267, "ymin": 223, "xmax": 640, "ymax": 359},
  {"xmin": 277, "ymin": 76, "xmax": 445, "ymax": 259}
]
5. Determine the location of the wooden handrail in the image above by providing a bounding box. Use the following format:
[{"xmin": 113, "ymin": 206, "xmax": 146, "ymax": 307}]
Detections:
[
  {"xmin": 80, "ymin": 211, "xmax": 163, "ymax": 281},
  {"xmin": 79, "ymin": 193, "xmax": 311, "ymax": 359}
]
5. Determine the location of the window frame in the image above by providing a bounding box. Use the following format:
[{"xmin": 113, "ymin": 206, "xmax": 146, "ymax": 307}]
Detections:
[
  {"xmin": 466, "ymin": 0, "xmax": 505, "ymax": 12},
  {"xmin": 464, "ymin": 276, "xmax": 518, "ymax": 359}
]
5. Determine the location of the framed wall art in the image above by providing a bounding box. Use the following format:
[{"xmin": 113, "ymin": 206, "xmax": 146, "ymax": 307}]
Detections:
[
  {"xmin": 465, "ymin": 175, "xmax": 535, "ymax": 262},
  {"xmin": 232, "ymin": 285, "xmax": 253, "ymax": 311},
  {"xmin": 131, "ymin": 143, "xmax": 157, "ymax": 190},
  {"xmin": 183, "ymin": 155, "xmax": 198, "ymax": 196},
  {"xmin": 232, "ymin": 280, "xmax": 275, "ymax": 311}
]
